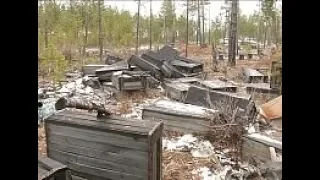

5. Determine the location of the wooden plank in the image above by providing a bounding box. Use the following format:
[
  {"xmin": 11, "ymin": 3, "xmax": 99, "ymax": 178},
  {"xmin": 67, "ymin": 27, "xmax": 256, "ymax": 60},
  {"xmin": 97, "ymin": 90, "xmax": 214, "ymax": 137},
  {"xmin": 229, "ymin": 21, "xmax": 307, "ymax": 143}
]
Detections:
[
  {"xmin": 46, "ymin": 116, "xmax": 149, "ymax": 135},
  {"xmin": 60, "ymin": 110, "xmax": 159, "ymax": 128},
  {"xmin": 72, "ymin": 171, "xmax": 110, "ymax": 180},
  {"xmin": 57, "ymin": 156, "xmax": 145, "ymax": 180},
  {"xmin": 38, "ymin": 156, "xmax": 67, "ymax": 170},
  {"xmin": 47, "ymin": 138, "xmax": 148, "ymax": 168},
  {"xmin": 46, "ymin": 124, "xmax": 148, "ymax": 151},
  {"xmin": 143, "ymin": 115, "xmax": 208, "ymax": 133},
  {"xmin": 38, "ymin": 165, "xmax": 49, "ymax": 177},
  {"xmin": 142, "ymin": 110, "xmax": 210, "ymax": 126},
  {"xmin": 71, "ymin": 175, "xmax": 88, "ymax": 180},
  {"xmin": 242, "ymin": 137, "xmax": 271, "ymax": 162},
  {"xmin": 48, "ymin": 149, "xmax": 147, "ymax": 176}
]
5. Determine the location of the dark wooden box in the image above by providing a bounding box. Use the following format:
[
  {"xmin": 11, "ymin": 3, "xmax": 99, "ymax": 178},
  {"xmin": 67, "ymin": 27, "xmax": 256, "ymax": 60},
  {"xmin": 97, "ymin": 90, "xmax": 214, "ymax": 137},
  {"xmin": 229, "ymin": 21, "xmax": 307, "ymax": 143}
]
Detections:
[
  {"xmin": 270, "ymin": 61, "xmax": 282, "ymax": 91},
  {"xmin": 45, "ymin": 110, "xmax": 163, "ymax": 180},
  {"xmin": 38, "ymin": 154, "xmax": 71, "ymax": 180},
  {"xmin": 111, "ymin": 71, "xmax": 149, "ymax": 91},
  {"xmin": 163, "ymin": 82, "xmax": 190, "ymax": 102}
]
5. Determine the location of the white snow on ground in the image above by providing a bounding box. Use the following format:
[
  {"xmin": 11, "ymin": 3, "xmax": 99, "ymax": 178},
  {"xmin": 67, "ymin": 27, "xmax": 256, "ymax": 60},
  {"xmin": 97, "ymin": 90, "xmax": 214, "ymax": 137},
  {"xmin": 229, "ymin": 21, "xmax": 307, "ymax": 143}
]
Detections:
[{"xmin": 162, "ymin": 134, "xmax": 254, "ymax": 180}]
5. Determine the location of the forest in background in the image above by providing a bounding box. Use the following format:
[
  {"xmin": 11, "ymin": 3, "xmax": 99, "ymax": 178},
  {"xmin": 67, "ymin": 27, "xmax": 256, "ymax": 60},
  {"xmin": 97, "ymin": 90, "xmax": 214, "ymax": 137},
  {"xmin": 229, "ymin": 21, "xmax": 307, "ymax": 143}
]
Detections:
[{"xmin": 38, "ymin": 0, "xmax": 281, "ymax": 82}]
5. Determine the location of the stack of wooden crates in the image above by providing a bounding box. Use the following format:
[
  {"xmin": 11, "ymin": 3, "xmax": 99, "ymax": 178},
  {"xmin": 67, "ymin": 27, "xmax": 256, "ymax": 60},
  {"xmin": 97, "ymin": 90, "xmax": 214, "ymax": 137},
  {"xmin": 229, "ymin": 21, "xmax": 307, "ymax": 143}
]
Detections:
[{"xmin": 45, "ymin": 110, "xmax": 163, "ymax": 180}]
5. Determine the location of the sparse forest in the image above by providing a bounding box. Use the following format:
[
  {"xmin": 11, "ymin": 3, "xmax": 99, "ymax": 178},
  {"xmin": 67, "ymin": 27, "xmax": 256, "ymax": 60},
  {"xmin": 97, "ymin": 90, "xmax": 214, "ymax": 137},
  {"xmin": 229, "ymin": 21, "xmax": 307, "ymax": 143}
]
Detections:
[{"xmin": 38, "ymin": 0, "xmax": 281, "ymax": 82}]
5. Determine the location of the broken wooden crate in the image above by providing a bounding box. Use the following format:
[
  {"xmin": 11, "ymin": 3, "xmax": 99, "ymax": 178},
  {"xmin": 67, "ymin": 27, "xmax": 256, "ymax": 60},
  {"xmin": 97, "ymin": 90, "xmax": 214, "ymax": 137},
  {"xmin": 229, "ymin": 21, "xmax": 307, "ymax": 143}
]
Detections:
[
  {"xmin": 112, "ymin": 71, "xmax": 149, "ymax": 91},
  {"xmin": 243, "ymin": 68, "xmax": 269, "ymax": 83},
  {"xmin": 162, "ymin": 82, "xmax": 191, "ymax": 102},
  {"xmin": 195, "ymin": 80, "xmax": 237, "ymax": 92},
  {"xmin": 128, "ymin": 55, "xmax": 163, "ymax": 79},
  {"xmin": 245, "ymin": 83, "xmax": 280, "ymax": 95},
  {"xmin": 82, "ymin": 64, "xmax": 107, "ymax": 76},
  {"xmin": 242, "ymin": 132, "xmax": 282, "ymax": 163},
  {"xmin": 142, "ymin": 99, "xmax": 219, "ymax": 134},
  {"xmin": 185, "ymin": 85, "xmax": 252, "ymax": 111},
  {"xmin": 46, "ymin": 110, "xmax": 163, "ymax": 180},
  {"xmin": 38, "ymin": 154, "xmax": 71, "ymax": 180},
  {"xmin": 270, "ymin": 61, "xmax": 282, "ymax": 91},
  {"xmin": 95, "ymin": 60, "xmax": 130, "ymax": 81}
]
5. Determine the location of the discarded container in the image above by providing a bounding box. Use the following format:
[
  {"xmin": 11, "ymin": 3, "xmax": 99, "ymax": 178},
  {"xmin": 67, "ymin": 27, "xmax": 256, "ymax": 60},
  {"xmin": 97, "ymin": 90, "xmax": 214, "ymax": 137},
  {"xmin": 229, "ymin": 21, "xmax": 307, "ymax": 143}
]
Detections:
[
  {"xmin": 142, "ymin": 99, "xmax": 218, "ymax": 134},
  {"xmin": 218, "ymin": 54, "xmax": 224, "ymax": 60},
  {"xmin": 111, "ymin": 71, "xmax": 149, "ymax": 91},
  {"xmin": 270, "ymin": 61, "xmax": 282, "ymax": 92},
  {"xmin": 128, "ymin": 55, "xmax": 163, "ymax": 79},
  {"xmin": 163, "ymin": 82, "xmax": 190, "ymax": 101},
  {"xmin": 196, "ymin": 80, "xmax": 237, "ymax": 92},
  {"xmin": 82, "ymin": 64, "xmax": 106, "ymax": 76},
  {"xmin": 245, "ymin": 83, "xmax": 280, "ymax": 95},
  {"xmin": 239, "ymin": 54, "xmax": 245, "ymax": 60},
  {"xmin": 46, "ymin": 110, "xmax": 163, "ymax": 180},
  {"xmin": 38, "ymin": 155, "xmax": 71, "ymax": 180},
  {"xmin": 95, "ymin": 60, "xmax": 129, "ymax": 81},
  {"xmin": 243, "ymin": 68, "xmax": 269, "ymax": 83}
]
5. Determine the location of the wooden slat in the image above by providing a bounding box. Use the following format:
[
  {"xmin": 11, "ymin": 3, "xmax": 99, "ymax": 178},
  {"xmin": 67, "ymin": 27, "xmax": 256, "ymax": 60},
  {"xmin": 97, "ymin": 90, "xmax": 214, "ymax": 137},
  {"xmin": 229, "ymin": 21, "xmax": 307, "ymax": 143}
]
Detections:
[
  {"xmin": 57, "ymin": 156, "xmax": 144, "ymax": 180},
  {"xmin": 47, "ymin": 124, "xmax": 148, "ymax": 151},
  {"xmin": 49, "ymin": 149, "xmax": 147, "ymax": 176},
  {"xmin": 47, "ymin": 138, "xmax": 148, "ymax": 168}
]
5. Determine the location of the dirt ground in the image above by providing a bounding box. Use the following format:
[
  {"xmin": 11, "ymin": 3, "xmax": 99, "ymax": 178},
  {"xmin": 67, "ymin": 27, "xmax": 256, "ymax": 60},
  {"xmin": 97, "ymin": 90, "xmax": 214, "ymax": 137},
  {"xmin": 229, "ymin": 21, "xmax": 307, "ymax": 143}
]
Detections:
[{"xmin": 38, "ymin": 44, "xmax": 281, "ymax": 179}]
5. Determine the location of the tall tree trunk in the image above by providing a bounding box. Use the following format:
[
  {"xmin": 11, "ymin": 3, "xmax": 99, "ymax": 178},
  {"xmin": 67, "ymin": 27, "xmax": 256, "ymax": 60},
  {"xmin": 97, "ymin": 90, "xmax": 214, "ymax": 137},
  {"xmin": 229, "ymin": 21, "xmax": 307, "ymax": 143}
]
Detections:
[
  {"xmin": 164, "ymin": 15, "xmax": 167, "ymax": 44},
  {"xmin": 228, "ymin": 0, "xmax": 238, "ymax": 66},
  {"xmin": 136, "ymin": 0, "xmax": 141, "ymax": 55},
  {"xmin": 149, "ymin": 0, "xmax": 153, "ymax": 50},
  {"xmin": 202, "ymin": 1, "xmax": 205, "ymax": 45},
  {"xmin": 98, "ymin": 0, "xmax": 103, "ymax": 62},
  {"xmin": 197, "ymin": 0, "xmax": 200, "ymax": 45},
  {"xmin": 186, "ymin": 0, "xmax": 189, "ymax": 57}
]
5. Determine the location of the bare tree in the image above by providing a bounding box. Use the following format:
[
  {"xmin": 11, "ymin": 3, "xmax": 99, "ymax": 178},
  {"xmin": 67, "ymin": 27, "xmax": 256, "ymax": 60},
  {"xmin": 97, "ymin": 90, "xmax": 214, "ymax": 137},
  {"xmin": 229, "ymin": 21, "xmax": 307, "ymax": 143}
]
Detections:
[
  {"xmin": 98, "ymin": 0, "xmax": 103, "ymax": 62},
  {"xmin": 136, "ymin": 0, "xmax": 141, "ymax": 55},
  {"xmin": 149, "ymin": 0, "xmax": 153, "ymax": 50}
]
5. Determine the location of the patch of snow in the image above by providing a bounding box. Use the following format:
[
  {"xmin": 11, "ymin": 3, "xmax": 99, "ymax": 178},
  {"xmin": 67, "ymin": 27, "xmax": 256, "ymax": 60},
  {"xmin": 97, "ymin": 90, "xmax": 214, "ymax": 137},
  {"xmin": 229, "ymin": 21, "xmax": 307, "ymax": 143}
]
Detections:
[{"xmin": 152, "ymin": 99, "xmax": 218, "ymax": 115}]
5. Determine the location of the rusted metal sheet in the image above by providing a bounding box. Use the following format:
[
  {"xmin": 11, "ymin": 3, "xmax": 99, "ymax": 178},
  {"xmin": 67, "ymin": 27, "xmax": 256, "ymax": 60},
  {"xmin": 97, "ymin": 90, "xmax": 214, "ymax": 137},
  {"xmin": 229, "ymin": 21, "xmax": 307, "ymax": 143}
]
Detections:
[{"xmin": 243, "ymin": 68, "xmax": 269, "ymax": 83}]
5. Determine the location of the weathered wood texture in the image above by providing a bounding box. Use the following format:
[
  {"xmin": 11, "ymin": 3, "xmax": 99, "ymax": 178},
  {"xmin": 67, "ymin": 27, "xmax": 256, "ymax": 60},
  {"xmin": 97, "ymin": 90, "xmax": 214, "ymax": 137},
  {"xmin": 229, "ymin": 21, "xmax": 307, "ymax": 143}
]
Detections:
[
  {"xmin": 95, "ymin": 60, "xmax": 129, "ymax": 81},
  {"xmin": 128, "ymin": 55, "xmax": 163, "ymax": 79},
  {"xmin": 243, "ymin": 68, "xmax": 269, "ymax": 83},
  {"xmin": 38, "ymin": 154, "xmax": 71, "ymax": 180},
  {"xmin": 82, "ymin": 65, "xmax": 107, "ymax": 76},
  {"xmin": 163, "ymin": 82, "xmax": 190, "ymax": 102},
  {"xmin": 185, "ymin": 86, "xmax": 252, "ymax": 110},
  {"xmin": 195, "ymin": 80, "xmax": 237, "ymax": 92},
  {"xmin": 245, "ymin": 83, "xmax": 280, "ymax": 95},
  {"xmin": 242, "ymin": 133, "xmax": 282, "ymax": 163},
  {"xmin": 270, "ymin": 61, "xmax": 282, "ymax": 91},
  {"xmin": 45, "ymin": 110, "xmax": 163, "ymax": 180},
  {"xmin": 142, "ymin": 99, "xmax": 219, "ymax": 134},
  {"xmin": 111, "ymin": 71, "xmax": 149, "ymax": 91}
]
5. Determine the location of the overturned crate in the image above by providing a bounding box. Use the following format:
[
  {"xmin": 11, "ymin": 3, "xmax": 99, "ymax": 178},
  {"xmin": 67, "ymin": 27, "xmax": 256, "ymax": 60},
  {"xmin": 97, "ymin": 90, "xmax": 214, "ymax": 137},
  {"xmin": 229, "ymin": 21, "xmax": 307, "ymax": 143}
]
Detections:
[
  {"xmin": 243, "ymin": 68, "xmax": 269, "ymax": 83},
  {"xmin": 142, "ymin": 99, "xmax": 219, "ymax": 134},
  {"xmin": 95, "ymin": 60, "xmax": 130, "ymax": 81},
  {"xmin": 242, "ymin": 132, "xmax": 282, "ymax": 163},
  {"xmin": 128, "ymin": 55, "xmax": 163, "ymax": 80},
  {"xmin": 82, "ymin": 64, "xmax": 107, "ymax": 76},
  {"xmin": 38, "ymin": 154, "xmax": 71, "ymax": 180},
  {"xmin": 196, "ymin": 80, "xmax": 238, "ymax": 92},
  {"xmin": 162, "ymin": 82, "xmax": 191, "ymax": 102},
  {"xmin": 184, "ymin": 86, "xmax": 256, "ymax": 119},
  {"xmin": 46, "ymin": 110, "xmax": 163, "ymax": 180},
  {"xmin": 245, "ymin": 83, "xmax": 280, "ymax": 95},
  {"xmin": 112, "ymin": 71, "xmax": 150, "ymax": 91},
  {"xmin": 270, "ymin": 61, "xmax": 282, "ymax": 92}
]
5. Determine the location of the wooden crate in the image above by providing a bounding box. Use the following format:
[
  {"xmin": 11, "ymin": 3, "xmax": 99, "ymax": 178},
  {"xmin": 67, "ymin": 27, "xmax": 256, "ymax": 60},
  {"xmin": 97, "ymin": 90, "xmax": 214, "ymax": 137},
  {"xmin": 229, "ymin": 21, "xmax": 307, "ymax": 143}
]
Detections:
[
  {"xmin": 38, "ymin": 154, "xmax": 71, "ymax": 180},
  {"xmin": 163, "ymin": 82, "xmax": 190, "ymax": 102},
  {"xmin": 142, "ymin": 99, "xmax": 219, "ymax": 134},
  {"xmin": 45, "ymin": 110, "xmax": 163, "ymax": 180},
  {"xmin": 242, "ymin": 133, "xmax": 282, "ymax": 163},
  {"xmin": 111, "ymin": 71, "xmax": 149, "ymax": 91},
  {"xmin": 270, "ymin": 61, "xmax": 282, "ymax": 91}
]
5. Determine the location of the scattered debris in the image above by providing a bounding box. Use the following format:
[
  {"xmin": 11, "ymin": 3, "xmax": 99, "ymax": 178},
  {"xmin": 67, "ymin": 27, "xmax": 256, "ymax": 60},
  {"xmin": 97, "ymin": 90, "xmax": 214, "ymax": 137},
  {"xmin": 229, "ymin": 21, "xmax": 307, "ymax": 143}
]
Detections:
[
  {"xmin": 111, "ymin": 70, "xmax": 149, "ymax": 91},
  {"xmin": 243, "ymin": 68, "xmax": 269, "ymax": 83}
]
